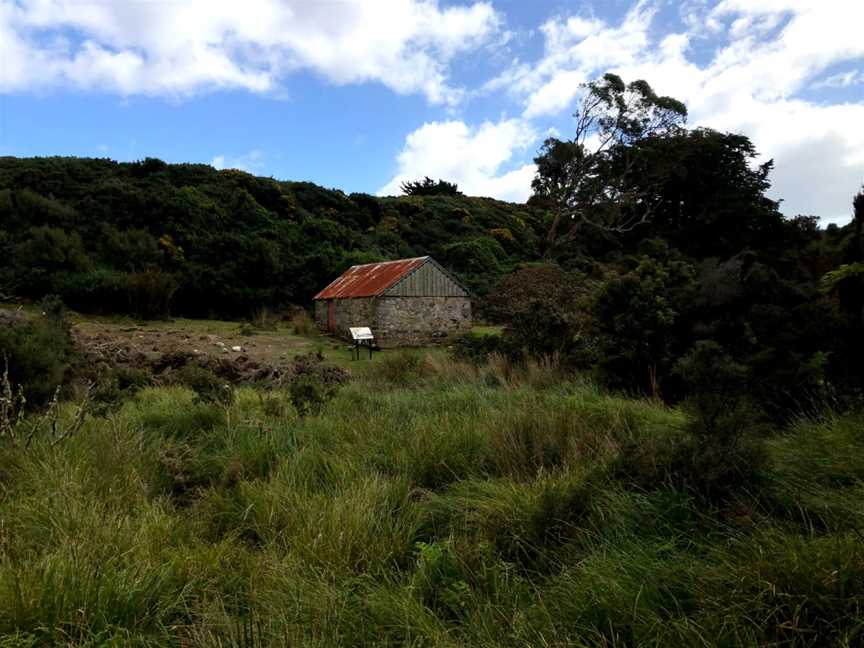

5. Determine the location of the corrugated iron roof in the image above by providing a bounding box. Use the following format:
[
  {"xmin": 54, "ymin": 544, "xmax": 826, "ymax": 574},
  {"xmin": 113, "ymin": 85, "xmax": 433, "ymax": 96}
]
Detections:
[{"xmin": 313, "ymin": 257, "xmax": 429, "ymax": 300}]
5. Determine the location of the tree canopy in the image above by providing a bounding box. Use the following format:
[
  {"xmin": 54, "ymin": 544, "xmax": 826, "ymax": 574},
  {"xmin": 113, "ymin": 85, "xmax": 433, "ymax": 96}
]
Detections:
[
  {"xmin": 400, "ymin": 177, "xmax": 462, "ymax": 197},
  {"xmin": 0, "ymin": 157, "xmax": 541, "ymax": 317}
]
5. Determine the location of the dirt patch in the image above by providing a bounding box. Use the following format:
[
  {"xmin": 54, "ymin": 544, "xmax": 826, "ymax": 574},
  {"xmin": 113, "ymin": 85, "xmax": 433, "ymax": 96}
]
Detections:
[{"xmin": 73, "ymin": 320, "xmax": 350, "ymax": 387}]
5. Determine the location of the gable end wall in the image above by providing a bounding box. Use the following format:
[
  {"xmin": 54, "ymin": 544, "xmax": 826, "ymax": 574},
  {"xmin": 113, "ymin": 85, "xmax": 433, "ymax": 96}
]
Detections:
[{"xmin": 384, "ymin": 260, "xmax": 467, "ymax": 297}]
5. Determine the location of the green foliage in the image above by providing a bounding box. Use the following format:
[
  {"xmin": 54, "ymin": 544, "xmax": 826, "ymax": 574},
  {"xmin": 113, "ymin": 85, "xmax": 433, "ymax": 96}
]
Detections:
[
  {"xmin": 593, "ymin": 254, "xmax": 698, "ymax": 393},
  {"xmin": 485, "ymin": 264, "xmax": 591, "ymax": 358},
  {"xmin": 91, "ymin": 366, "xmax": 151, "ymax": 417},
  {"xmin": 50, "ymin": 268, "xmax": 129, "ymax": 314},
  {"xmin": 175, "ymin": 364, "xmax": 234, "ymax": 409},
  {"xmin": 532, "ymin": 73, "xmax": 688, "ymax": 250},
  {"xmin": 411, "ymin": 541, "xmax": 471, "ymax": 620},
  {"xmin": 289, "ymin": 375, "xmax": 336, "ymax": 418},
  {"xmin": 821, "ymin": 262, "xmax": 864, "ymax": 327},
  {"xmin": 127, "ymin": 269, "xmax": 179, "ymax": 320},
  {"xmin": 440, "ymin": 237, "xmax": 505, "ymax": 294},
  {"xmin": 363, "ymin": 350, "xmax": 425, "ymax": 387},
  {"xmin": 400, "ymin": 177, "xmax": 462, "ymax": 197},
  {"xmin": 13, "ymin": 226, "xmax": 92, "ymax": 295},
  {"xmin": 668, "ymin": 341, "xmax": 769, "ymax": 499},
  {"xmin": 0, "ymin": 356, "xmax": 863, "ymax": 645},
  {"xmin": 0, "ymin": 300, "xmax": 75, "ymax": 407},
  {"xmin": 451, "ymin": 332, "xmax": 508, "ymax": 365},
  {"xmin": 0, "ymin": 158, "xmax": 542, "ymax": 317},
  {"xmin": 675, "ymin": 341, "xmax": 749, "ymax": 439}
]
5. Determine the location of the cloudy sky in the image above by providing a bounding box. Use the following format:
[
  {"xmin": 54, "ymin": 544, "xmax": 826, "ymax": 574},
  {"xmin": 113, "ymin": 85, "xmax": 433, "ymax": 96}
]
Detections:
[{"xmin": 1, "ymin": 0, "xmax": 862, "ymax": 224}]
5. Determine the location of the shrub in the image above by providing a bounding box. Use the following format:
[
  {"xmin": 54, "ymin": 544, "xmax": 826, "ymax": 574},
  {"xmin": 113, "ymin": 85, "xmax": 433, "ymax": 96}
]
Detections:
[
  {"xmin": 671, "ymin": 341, "xmax": 769, "ymax": 499},
  {"xmin": 91, "ymin": 366, "xmax": 151, "ymax": 417},
  {"xmin": 289, "ymin": 375, "xmax": 336, "ymax": 417},
  {"xmin": 485, "ymin": 264, "xmax": 593, "ymax": 358},
  {"xmin": 0, "ymin": 300, "xmax": 76, "ymax": 407},
  {"xmin": 251, "ymin": 307, "xmax": 279, "ymax": 332},
  {"xmin": 289, "ymin": 352, "xmax": 351, "ymax": 387},
  {"xmin": 401, "ymin": 177, "xmax": 462, "ymax": 197},
  {"xmin": 593, "ymin": 255, "xmax": 698, "ymax": 395},
  {"xmin": 290, "ymin": 309, "xmax": 314, "ymax": 336},
  {"xmin": 174, "ymin": 364, "xmax": 235, "ymax": 424},
  {"xmin": 675, "ymin": 341, "xmax": 751, "ymax": 439},
  {"xmin": 368, "ymin": 351, "xmax": 425, "ymax": 387},
  {"xmin": 50, "ymin": 269, "xmax": 129, "ymax": 314},
  {"xmin": 127, "ymin": 269, "xmax": 178, "ymax": 320},
  {"xmin": 451, "ymin": 332, "xmax": 509, "ymax": 365}
]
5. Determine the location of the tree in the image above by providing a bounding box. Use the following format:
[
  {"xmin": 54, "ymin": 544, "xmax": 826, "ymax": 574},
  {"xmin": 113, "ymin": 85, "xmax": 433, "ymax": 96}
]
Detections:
[
  {"xmin": 531, "ymin": 73, "xmax": 687, "ymax": 256},
  {"xmin": 850, "ymin": 186, "xmax": 864, "ymax": 262},
  {"xmin": 485, "ymin": 264, "xmax": 594, "ymax": 357},
  {"xmin": 592, "ymin": 254, "xmax": 698, "ymax": 395},
  {"xmin": 624, "ymin": 129, "xmax": 785, "ymax": 259},
  {"xmin": 400, "ymin": 177, "xmax": 462, "ymax": 197}
]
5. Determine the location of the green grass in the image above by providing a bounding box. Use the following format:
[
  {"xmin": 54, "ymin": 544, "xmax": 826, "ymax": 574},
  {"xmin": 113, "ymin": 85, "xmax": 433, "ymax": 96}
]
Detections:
[
  {"xmin": 470, "ymin": 325, "xmax": 504, "ymax": 337},
  {"xmin": 2, "ymin": 352, "xmax": 864, "ymax": 646}
]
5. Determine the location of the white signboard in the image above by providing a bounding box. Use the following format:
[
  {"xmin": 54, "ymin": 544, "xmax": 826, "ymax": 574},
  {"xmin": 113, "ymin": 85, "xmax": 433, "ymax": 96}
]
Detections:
[{"xmin": 350, "ymin": 326, "xmax": 374, "ymax": 341}]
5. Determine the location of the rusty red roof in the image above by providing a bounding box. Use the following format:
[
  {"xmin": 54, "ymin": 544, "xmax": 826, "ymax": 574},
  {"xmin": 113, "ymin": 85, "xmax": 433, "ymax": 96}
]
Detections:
[{"xmin": 314, "ymin": 257, "xmax": 429, "ymax": 300}]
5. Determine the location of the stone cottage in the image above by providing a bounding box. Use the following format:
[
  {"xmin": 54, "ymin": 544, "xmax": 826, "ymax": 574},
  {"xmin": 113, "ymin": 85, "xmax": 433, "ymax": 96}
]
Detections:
[{"xmin": 313, "ymin": 256, "xmax": 472, "ymax": 347}]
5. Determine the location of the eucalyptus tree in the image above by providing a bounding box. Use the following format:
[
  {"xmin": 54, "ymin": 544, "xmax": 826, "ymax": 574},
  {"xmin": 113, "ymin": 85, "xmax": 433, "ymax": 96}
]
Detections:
[{"xmin": 531, "ymin": 73, "xmax": 687, "ymax": 257}]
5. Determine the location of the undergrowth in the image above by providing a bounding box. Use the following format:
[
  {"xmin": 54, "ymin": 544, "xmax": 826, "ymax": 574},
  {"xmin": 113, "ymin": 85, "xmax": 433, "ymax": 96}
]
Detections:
[{"xmin": 1, "ymin": 351, "xmax": 862, "ymax": 646}]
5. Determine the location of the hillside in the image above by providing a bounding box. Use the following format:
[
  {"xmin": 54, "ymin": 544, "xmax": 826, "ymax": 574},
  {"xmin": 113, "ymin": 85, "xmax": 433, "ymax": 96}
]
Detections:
[{"xmin": 0, "ymin": 156, "xmax": 546, "ymax": 317}]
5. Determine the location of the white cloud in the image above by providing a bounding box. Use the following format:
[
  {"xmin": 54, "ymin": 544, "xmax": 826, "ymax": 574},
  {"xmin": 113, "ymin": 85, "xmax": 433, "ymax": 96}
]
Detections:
[
  {"xmin": 491, "ymin": 2, "xmax": 657, "ymax": 118},
  {"xmin": 211, "ymin": 150, "xmax": 266, "ymax": 174},
  {"xmin": 0, "ymin": 0, "xmax": 501, "ymax": 104},
  {"xmin": 487, "ymin": 0, "xmax": 864, "ymax": 221},
  {"xmin": 378, "ymin": 118, "xmax": 536, "ymax": 202},
  {"xmin": 814, "ymin": 69, "xmax": 863, "ymax": 89}
]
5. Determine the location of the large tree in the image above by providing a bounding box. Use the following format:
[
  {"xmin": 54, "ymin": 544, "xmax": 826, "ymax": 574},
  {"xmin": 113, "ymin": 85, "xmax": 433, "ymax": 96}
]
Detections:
[{"xmin": 531, "ymin": 73, "xmax": 687, "ymax": 257}]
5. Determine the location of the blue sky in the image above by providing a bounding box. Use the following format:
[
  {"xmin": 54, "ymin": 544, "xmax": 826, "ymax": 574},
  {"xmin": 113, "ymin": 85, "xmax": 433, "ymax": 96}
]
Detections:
[{"xmin": 1, "ymin": 0, "xmax": 862, "ymax": 223}]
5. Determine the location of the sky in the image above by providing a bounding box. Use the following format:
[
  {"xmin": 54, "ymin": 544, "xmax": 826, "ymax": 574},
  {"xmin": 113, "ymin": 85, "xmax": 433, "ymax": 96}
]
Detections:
[{"xmin": 1, "ymin": 0, "xmax": 863, "ymax": 224}]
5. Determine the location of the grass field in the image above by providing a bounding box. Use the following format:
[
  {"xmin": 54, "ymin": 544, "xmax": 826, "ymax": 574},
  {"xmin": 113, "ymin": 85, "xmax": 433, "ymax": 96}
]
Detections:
[{"xmin": 1, "ymin": 315, "xmax": 863, "ymax": 646}]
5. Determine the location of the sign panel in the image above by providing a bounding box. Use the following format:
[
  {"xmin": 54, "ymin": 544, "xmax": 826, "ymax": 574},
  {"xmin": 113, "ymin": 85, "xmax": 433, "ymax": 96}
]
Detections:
[{"xmin": 350, "ymin": 326, "xmax": 374, "ymax": 341}]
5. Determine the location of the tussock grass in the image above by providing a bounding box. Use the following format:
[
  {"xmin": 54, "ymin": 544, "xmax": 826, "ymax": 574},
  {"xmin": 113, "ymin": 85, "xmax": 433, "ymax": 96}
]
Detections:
[{"xmin": 1, "ymin": 351, "xmax": 863, "ymax": 645}]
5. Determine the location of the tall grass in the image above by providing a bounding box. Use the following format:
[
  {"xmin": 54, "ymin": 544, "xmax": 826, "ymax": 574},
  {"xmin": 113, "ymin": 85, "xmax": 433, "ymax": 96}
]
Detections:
[{"xmin": 1, "ymin": 352, "xmax": 863, "ymax": 645}]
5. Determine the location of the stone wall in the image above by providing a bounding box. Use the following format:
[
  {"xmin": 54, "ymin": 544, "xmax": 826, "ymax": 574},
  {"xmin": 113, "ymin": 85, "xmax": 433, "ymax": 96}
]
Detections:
[
  {"xmin": 312, "ymin": 298, "xmax": 372, "ymax": 339},
  {"xmin": 315, "ymin": 296, "xmax": 473, "ymax": 346},
  {"xmin": 313, "ymin": 300, "xmax": 328, "ymax": 330},
  {"xmin": 374, "ymin": 296, "xmax": 472, "ymax": 347},
  {"xmin": 315, "ymin": 298, "xmax": 375, "ymax": 339},
  {"xmin": 334, "ymin": 298, "xmax": 376, "ymax": 340}
]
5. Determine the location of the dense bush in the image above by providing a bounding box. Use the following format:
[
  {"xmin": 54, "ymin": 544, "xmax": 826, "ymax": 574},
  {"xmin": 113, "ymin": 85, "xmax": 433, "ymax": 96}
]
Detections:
[
  {"xmin": 485, "ymin": 264, "xmax": 592, "ymax": 358},
  {"xmin": 0, "ymin": 157, "xmax": 545, "ymax": 317},
  {"xmin": 174, "ymin": 364, "xmax": 234, "ymax": 408},
  {"xmin": 591, "ymin": 253, "xmax": 698, "ymax": 395},
  {"xmin": 451, "ymin": 331, "xmax": 509, "ymax": 365},
  {"xmin": 127, "ymin": 268, "xmax": 179, "ymax": 320},
  {"xmin": 289, "ymin": 374, "xmax": 337, "ymax": 417},
  {"xmin": 0, "ymin": 299, "xmax": 76, "ymax": 406},
  {"xmin": 50, "ymin": 268, "xmax": 129, "ymax": 314}
]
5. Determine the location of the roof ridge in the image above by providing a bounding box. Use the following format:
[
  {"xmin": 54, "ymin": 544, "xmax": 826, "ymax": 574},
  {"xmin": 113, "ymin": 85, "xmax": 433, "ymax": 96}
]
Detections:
[{"xmin": 350, "ymin": 256, "xmax": 428, "ymax": 269}]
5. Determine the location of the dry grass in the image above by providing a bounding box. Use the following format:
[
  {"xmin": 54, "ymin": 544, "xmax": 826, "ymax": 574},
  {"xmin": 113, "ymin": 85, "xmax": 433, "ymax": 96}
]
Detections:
[{"xmin": 290, "ymin": 310, "xmax": 315, "ymax": 336}]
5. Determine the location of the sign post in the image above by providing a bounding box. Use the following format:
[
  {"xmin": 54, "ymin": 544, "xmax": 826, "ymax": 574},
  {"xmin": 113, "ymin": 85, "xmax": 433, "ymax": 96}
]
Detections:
[{"xmin": 349, "ymin": 327, "xmax": 375, "ymax": 360}]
